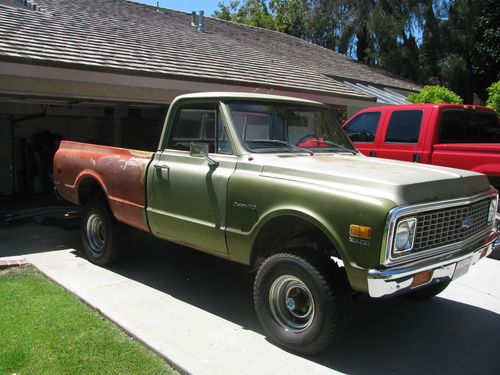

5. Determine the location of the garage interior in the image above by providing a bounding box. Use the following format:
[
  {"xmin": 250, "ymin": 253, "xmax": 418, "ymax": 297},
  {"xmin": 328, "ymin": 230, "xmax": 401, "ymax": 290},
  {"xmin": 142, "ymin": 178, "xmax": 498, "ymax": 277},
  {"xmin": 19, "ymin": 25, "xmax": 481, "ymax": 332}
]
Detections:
[{"xmin": 0, "ymin": 95, "xmax": 167, "ymax": 206}]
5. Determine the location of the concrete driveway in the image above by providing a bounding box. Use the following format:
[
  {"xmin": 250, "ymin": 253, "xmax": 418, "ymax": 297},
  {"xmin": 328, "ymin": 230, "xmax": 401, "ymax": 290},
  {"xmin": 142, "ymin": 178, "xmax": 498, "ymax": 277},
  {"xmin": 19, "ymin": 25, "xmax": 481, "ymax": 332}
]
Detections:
[{"xmin": 1, "ymin": 222, "xmax": 500, "ymax": 374}]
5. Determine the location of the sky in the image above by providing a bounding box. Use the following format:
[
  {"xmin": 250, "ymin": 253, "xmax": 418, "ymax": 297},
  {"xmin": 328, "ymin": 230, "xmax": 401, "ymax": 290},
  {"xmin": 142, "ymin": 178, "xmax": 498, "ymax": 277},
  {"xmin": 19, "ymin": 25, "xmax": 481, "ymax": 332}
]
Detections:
[{"xmin": 136, "ymin": 1, "xmax": 222, "ymax": 16}]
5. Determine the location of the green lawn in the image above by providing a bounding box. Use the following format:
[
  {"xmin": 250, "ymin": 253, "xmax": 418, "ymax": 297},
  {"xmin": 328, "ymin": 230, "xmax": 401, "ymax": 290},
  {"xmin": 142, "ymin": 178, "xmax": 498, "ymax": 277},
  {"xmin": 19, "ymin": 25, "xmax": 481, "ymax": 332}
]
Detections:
[{"xmin": 0, "ymin": 266, "xmax": 178, "ymax": 375}]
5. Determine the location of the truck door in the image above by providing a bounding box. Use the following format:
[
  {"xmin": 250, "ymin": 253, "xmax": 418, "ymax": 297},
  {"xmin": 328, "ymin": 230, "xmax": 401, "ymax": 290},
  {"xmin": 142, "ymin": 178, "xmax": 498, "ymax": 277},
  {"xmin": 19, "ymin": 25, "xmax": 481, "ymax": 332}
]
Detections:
[
  {"xmin": 343, "ymin": 111, "xmax": 383, "ymax": 157},
  {"xmin": 147, "ymin": 103, "xmax": 236, "ymax": 255},
  {"xmin": 376, "ymin": 109, "xmax": 426, "ymax": 162}
]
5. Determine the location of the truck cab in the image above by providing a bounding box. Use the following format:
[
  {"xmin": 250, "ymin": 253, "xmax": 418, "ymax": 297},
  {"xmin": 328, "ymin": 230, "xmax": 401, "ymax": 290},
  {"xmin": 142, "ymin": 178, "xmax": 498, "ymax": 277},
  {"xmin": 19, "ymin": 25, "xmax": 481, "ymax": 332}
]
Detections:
[{"xmin": 343, "ymin": 104, "xmax": 500, "ymax": 188}]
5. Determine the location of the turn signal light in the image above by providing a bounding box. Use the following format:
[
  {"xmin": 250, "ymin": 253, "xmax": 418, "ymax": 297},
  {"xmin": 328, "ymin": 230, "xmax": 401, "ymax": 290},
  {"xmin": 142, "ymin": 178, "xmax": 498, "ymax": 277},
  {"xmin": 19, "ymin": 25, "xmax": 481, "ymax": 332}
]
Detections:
[
  {"xmin": 349, "ymin": 225, "xmax": 372, "ymax": 240},
  {"xmin": 411, "ymin": 270, "xmax": 433, "ymax": 287}
]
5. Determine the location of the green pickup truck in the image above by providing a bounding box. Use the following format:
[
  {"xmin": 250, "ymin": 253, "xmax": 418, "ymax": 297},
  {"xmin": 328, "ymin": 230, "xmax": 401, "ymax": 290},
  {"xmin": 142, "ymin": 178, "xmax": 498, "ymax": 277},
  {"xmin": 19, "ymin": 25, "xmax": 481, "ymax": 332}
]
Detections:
[{"xmin": 54, "ymin": 92, "xmax": 498, "ymax": 354}]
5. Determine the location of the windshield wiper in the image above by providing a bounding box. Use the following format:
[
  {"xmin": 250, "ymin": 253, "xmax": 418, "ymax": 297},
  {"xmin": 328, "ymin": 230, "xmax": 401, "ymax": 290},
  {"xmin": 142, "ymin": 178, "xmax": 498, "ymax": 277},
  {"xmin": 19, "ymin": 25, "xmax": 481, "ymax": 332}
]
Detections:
[
  {"xmin": 316, "ymin": 140, "xmax": 358, "ymax": 155},
  {"xmin": 249, "ymin": 139, "xmax": 314, "ymax": 155}
]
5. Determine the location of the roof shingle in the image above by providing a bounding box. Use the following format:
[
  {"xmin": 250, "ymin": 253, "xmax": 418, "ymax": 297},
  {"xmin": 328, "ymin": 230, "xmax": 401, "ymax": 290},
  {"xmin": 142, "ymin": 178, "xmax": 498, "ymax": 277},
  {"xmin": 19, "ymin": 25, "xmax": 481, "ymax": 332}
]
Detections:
[{"xmin": 0, "ymin": 0, "xmax": 421, "ymax": 100}]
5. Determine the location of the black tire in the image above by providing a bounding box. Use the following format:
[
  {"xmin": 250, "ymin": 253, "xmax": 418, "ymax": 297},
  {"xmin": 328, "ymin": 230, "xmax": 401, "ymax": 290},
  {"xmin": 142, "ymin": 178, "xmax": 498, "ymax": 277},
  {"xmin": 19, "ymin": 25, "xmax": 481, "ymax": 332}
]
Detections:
[
  {"xmin": 81, "ymin": 200, "xmax": 124, "ymax": 266},
  {"xmin": 404, "ymin": 281, "xmax": 450, "ymax": 300},
  {"xmin": 253, "ymin": 252, "xmax": 352, "ymax": 354}
]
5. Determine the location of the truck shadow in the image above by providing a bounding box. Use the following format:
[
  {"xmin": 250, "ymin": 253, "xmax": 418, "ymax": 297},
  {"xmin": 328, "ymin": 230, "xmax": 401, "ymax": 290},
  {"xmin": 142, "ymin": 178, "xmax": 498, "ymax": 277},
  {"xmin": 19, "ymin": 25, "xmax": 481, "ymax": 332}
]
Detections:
[
  {"xmin": 1, "ymin": 223, "xmax": 499, "ymax": 373},
  {"xmin": 311, "ymin": 296, "xmax": 500, "ymax": 374},
  {"xmin": 110, "ymin": 230, "xmax": 500, "ymax": 374},
  {"xmin": 0, "ymin": 222, "xmax": 82, "ymax": 257}
]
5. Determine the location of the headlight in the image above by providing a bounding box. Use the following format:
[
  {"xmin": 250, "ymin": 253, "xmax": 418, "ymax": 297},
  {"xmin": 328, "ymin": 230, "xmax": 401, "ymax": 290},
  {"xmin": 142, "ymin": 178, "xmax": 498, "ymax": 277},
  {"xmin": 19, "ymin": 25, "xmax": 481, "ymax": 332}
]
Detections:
[
  {"xmin": 487, "ymin": 199, "xmax": 497, "ymax": 224},
  {"xmin": 393, "ymin": 218, "xmax": 417, "ymax": 254}
]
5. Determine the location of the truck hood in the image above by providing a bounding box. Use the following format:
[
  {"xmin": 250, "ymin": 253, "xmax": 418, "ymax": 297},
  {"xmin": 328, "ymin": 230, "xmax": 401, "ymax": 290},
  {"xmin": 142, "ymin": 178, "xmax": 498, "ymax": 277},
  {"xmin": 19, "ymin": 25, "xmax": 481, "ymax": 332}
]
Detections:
[{"xmin": 258, "ymin": 153, "xmax": 491, "ymax": 205}]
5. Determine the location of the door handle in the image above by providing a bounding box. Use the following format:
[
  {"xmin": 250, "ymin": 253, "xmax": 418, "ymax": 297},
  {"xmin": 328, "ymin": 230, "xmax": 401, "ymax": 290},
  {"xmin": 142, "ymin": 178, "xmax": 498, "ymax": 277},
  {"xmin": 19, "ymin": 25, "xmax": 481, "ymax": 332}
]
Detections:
[
  {"xmin": 369, "ymin": 151, "xmax": 376, "ymax": 157},
  {"xmin": 154, "ymin": 163, "xmax": 170, "ymax": 170}
]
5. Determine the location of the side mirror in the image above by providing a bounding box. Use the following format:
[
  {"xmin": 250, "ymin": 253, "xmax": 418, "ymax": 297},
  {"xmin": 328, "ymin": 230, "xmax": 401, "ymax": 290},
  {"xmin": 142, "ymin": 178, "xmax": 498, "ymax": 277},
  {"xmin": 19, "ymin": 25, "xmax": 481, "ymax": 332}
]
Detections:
[{"xmin": 190, "ymin": 143, "xmax": 219, "ymax": 167}]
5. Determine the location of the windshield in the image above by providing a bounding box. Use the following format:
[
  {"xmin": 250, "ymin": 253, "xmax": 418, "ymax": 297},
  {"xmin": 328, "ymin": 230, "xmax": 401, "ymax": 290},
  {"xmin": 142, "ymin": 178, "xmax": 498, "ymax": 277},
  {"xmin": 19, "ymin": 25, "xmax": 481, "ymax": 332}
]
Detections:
[{"xmin": 226, "ymin": 101, "xmax": 357, "ymax": 154}]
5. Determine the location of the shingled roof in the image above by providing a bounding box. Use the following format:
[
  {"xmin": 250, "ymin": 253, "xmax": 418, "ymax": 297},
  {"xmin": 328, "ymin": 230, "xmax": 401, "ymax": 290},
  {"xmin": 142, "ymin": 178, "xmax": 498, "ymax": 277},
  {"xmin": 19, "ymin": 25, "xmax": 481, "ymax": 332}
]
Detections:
[{"xmin": 0, "ymin": 0, "xmax": 421, "ymax": 101}]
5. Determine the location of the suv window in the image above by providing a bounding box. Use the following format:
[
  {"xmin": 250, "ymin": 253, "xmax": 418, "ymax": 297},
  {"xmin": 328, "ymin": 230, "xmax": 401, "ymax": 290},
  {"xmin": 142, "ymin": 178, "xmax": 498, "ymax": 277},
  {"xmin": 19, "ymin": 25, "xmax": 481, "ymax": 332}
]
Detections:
[
  {"xmin": 168, "ymin": 107, "xmax": 232, "ymax": 154},
  {"xmin": 344, "ymin": 112, "xmax": 381, "ymax": 142},
  {"xmin": 385, "ymin": 110, "xmax": 423, "ymax": 143},
  {"xmin": 439, "ymin": 109, "xmax": 500, "ymax": 143}
]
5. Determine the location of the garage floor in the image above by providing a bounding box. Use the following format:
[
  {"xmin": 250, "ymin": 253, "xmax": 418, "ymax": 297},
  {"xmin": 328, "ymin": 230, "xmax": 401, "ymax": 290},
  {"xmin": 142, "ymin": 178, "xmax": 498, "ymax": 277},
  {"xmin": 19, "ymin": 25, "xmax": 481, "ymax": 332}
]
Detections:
[{"xmin": 1, "ymin": 223, "xmax": 500, "ymax": 374}]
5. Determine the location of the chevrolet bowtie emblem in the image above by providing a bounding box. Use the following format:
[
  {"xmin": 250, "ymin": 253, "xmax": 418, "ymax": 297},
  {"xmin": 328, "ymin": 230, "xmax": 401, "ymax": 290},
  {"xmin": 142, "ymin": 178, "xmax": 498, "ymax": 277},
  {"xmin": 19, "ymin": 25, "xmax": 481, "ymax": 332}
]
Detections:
[{"xmin": 461, "ymin": 217, "xmax": 472, "ymax": 230}]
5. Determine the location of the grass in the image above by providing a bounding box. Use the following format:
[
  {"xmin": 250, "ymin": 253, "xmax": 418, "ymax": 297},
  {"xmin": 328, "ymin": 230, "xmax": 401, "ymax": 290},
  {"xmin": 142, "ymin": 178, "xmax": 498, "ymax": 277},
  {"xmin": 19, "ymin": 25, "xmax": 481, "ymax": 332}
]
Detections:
[{"xmin": 0, "ymin": 266, "xmax": 178, "ymax": 375}]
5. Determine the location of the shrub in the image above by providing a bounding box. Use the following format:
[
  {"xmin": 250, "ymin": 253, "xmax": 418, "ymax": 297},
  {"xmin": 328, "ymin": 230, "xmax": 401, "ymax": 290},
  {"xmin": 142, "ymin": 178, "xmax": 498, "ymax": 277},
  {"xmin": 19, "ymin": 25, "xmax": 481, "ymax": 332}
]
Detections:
[
  {"xmin": 486, "ymin": 80, "xmax": 500, "ymax": 112},
  {"xmin": 407, "ymin": 85, "xmax": 463, "ymax": 104}
]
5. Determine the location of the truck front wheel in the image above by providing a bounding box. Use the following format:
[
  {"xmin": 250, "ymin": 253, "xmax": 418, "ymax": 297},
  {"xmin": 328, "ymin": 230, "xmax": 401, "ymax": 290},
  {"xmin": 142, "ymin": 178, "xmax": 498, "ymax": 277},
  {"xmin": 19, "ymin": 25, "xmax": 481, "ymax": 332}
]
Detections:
[
  {"xmin": 81, "ymin": 200, "xmax": 124, "ymax": 266},
  {"xmin": 253, "ymin": 252, "xmax": 352, "ymax": 354}
]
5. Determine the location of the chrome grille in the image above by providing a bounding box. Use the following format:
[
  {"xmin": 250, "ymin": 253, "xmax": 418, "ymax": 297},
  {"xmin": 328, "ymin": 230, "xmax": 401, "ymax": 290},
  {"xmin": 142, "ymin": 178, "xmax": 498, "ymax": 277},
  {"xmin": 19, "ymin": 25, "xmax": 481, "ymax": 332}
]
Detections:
[{"xmin": 411, "ymin": 199, "xmax": 491, "ymax": 252}]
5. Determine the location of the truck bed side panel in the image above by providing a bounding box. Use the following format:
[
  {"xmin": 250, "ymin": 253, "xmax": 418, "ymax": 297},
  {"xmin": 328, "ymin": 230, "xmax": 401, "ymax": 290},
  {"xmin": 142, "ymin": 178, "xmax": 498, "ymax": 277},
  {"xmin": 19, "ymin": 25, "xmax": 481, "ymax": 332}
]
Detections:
[
  {"xmin": 54, "ymin": 141, "xmax": 153, "ymax": 232},
  {"xmin": 431, "ymin": 143, "xmax": 500, "ymax": 180}
]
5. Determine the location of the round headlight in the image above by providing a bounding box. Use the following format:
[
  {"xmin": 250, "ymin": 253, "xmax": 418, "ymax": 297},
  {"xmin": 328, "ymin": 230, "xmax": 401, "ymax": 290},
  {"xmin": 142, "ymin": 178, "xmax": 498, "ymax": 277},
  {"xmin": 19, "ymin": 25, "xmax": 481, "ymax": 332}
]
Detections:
[
  {"xmin": 395, "ymin": 223, "xmax": 410, "ymax": 249},
  {"xmin": 394, "ymin": 218, "xmax": 417, "ymax": 253}
]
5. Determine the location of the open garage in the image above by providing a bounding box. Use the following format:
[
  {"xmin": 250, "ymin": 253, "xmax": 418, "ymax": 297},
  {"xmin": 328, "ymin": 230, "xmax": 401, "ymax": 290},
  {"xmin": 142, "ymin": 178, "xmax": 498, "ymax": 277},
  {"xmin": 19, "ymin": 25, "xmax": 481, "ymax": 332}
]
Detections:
[{"xmin": 0, "ymin": 95, "xmax": 166, "ymax": 199}]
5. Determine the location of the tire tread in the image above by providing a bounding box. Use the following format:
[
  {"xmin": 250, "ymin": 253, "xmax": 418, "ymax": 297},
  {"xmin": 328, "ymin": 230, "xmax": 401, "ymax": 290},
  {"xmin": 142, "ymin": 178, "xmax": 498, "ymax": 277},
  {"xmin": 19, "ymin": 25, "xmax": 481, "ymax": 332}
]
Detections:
[{"xmin": 253, "ymin": 251, "xmax": 351, "ymax": 354}]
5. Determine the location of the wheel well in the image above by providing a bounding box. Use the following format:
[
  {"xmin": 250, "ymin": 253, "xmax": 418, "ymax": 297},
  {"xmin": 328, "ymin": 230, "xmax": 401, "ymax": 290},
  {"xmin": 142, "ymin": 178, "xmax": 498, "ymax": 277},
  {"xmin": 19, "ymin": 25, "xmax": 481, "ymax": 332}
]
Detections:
[
  {"xmin": 78, "ymin": 178, "xmax": 107, "ymax": 206},
  {"xmin": 251, "ymin": 215, "xmax": 341, "ymax": 267}
]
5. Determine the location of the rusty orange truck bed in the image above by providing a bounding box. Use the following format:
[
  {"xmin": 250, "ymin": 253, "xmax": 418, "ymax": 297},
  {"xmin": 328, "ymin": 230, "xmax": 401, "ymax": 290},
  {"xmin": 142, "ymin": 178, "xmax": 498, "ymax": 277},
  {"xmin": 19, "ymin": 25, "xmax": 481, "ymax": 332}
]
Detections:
[{"xmin": 53, "ymin": 141, "xmax": 153, "ymax": 232}]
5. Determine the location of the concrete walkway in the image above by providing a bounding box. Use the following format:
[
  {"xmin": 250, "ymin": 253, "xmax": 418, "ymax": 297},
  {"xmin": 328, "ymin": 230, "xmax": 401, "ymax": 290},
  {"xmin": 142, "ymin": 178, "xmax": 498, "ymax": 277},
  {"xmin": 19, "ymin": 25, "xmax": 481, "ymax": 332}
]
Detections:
[{"xmin": 1, "ymin": 223, "xmax": 500, "ymax": 374}]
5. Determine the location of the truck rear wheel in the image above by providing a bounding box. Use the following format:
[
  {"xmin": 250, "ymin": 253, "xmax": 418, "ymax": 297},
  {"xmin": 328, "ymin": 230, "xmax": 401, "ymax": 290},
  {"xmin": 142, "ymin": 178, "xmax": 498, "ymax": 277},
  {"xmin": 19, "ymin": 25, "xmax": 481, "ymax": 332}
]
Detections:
[
  {"xmin": 81, "ymin": 200, "xmax": 124, "ymax": 266},
  {"xmin": 253, "ymin": 252, "xmax": 351, "ymax": 354}
]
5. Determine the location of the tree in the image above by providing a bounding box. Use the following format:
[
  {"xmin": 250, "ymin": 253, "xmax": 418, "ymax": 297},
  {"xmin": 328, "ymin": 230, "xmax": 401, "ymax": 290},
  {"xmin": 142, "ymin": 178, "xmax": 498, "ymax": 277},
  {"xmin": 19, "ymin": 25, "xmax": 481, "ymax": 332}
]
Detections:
[
  {"xmin": 212, "ymin": 1, "xmax": 499, "ymax": 104},
  {"xmin": 366, "ymin": 0, "xmax": 425, "ymax": 81},
  {"xmin": 269, "ymin": 0, "xmax": 308, "ymax": 38},
  {"xmin": 486, "ymin": 80, "xmax": 500, "ymax": 112},
  {"xmin": 470, "ymin": 0, "xmax": 500, "ymax": 101},
  {"xmin": 213, "ymin": 0, "xmax": 275, "ymax": 29},
  {"xmin": 407, "ymin": 85, "xmax": 463, "ymax": 104},
  {"xmin": 438, "ymin": 0, "xmax": 500, "ymax": 102},
  {"xmin": 419, "ymin": 0, "xmax": 443, "ymax": 83}
]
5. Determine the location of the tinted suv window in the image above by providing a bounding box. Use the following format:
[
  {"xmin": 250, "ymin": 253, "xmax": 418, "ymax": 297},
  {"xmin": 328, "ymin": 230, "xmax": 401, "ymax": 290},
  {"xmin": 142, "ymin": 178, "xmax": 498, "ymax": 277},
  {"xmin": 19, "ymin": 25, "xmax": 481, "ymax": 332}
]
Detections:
[
  {"xmin": 385, "ymin": 110, "xmax": 423, "ymax": 143},
  {"xmin": 439, "ymin": 109, "xmax": 500, "ymax": 143},
  {"xmin": 344, "ymin": 112, "xmax": 381, "ymax": 142}
]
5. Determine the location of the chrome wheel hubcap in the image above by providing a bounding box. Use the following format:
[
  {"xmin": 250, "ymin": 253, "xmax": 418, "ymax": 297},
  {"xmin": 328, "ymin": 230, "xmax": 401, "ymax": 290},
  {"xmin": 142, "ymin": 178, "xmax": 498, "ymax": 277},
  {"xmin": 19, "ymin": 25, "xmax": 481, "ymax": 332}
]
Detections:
[
  {"xmin": 269, "ymin": 275, "xmax": 315, "ymax": 332},
  {"xmin": 86, "ymin": 213, "xmax": 105, "ymax": 254}
]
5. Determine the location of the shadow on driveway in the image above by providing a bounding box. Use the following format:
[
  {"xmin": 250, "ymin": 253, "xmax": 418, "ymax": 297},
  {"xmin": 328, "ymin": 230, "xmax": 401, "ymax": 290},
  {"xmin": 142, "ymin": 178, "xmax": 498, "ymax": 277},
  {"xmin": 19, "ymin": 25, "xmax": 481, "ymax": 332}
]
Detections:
[{"xmin": 1, "ymin": 223, "xmax": 499, "ymax": 374}]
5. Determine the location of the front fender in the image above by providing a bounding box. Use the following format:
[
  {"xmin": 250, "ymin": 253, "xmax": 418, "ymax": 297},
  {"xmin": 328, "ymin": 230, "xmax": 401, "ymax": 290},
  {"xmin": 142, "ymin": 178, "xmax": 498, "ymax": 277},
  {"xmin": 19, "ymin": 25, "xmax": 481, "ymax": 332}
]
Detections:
[
  {"xmin": 225, "ymin": 172, "xmax": 395, "ymax": 271},
  {"xmin": 248, "ymin": 207, "xmax": 344, "ymax": 261}
]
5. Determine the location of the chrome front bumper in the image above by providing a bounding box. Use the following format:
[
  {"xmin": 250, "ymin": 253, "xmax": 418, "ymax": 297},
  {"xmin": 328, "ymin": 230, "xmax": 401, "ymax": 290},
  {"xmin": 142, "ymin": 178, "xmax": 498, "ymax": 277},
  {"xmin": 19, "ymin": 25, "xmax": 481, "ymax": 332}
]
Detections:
[
  {"xmin": 367, "ymin": 232, "xmax": 497, "ymax": 298},
  {"xmin": 494, "ymin": 213, "xmax": 500, "ymax": 250}
]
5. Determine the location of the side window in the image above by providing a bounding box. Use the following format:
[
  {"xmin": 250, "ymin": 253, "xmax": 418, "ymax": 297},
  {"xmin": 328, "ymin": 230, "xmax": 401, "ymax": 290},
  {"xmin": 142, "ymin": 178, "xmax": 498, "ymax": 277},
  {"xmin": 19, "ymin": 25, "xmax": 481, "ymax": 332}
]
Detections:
[
  {"xmin": 344, "ymin": 112, "xmax": 381, "ymax": 142},
  {"xmin": 385, "ymin": 110, "xmax": 423, "ymax": 143},
  {"xmin": 167, "ymin": 107, "xmax": 232, "ymax": 154},
  {"xmin": 440, "ymin": 109, "xmax": 500, "ymax": 143}
]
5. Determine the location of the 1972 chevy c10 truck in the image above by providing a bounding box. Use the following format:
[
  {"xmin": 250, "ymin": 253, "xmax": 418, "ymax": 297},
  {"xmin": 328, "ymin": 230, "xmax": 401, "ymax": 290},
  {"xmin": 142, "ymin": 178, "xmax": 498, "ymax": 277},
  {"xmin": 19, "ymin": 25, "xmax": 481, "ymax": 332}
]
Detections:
[{"xmin": 54, "ymin": 93, "xmax": 498, "ymax": 354}]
